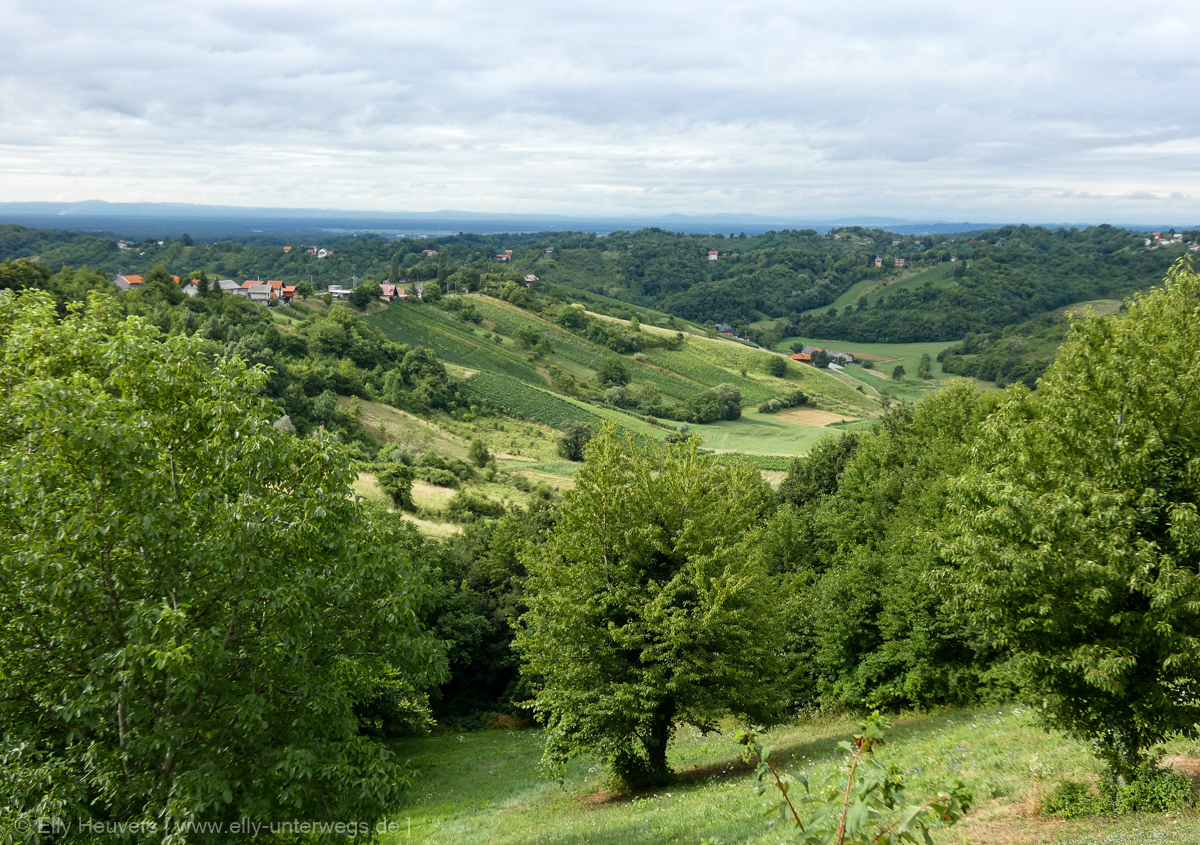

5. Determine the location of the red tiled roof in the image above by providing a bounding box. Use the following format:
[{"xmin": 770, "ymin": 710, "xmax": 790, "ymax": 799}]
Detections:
[{"xmin": 789, "ymin": 353, "xmax": 811, "ymax": 361}]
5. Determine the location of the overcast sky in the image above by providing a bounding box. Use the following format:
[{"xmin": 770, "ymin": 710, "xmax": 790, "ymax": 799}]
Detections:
[{"xmin": 2, "ymin": 0, "xmax": 1198, "ymax": 223}]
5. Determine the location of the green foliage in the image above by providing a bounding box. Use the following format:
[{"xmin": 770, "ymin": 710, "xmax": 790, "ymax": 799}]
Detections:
[
  {"xmin": 377, "ymin": 461, "xmax": 416, "ymax": 510},
  {"xmin": 469, "ymin": 438, "xmax": 493, "ymax": 468},
  {"xmin": 758, "ymin": 382, "xmax": 1008, "ymax": 712},
  {"xmin": 1043, "ymin": 762, "xmax": 1192, "ymax": 818},
  {"xmin": 555, "ymin": 421, "xmax": 593, "ymax": 461},
  {"xmin": 946, "ymin": 258, "xmax": 1200, "ymax": 781},
  {"xmin": 517, "ymin": 424, "xmax": 784, "ymax": 788},
  {"xmin": 596, "ymin": 355, "xmax": 630, "ymax": 386},
  {"xmin": 767, "ymin": 355, "xmax": 788, "ymax": 377},
  {"xmin": 737, "ymin": 715, "xmax": 972, "ymax": 844},
  {"xmin": 461, "ymin": 372, "xmax": 602, "ymax": 431},
  {"xmin": 0, "ymin": 293, "xmax": 446, "ymax": 840},
  {"xmin": 917, "ymin": 353, "xmax": 932, "ymax": 379},
  {"xmin": 890, "ymin": 364, "xmax": 905, "ymax": 380},
  {"xmin": 446, "ymin": 490, "xmax": 507, "ymax": 523},
  {"xmin": 685, "ymin": 383, "xmax": 743, "ymax": 423}
]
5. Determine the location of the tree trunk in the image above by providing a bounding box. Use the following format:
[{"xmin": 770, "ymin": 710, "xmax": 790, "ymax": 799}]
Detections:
[{"xmin": 645, "ymin": 701, "xmax": 676, "ymax": 777}]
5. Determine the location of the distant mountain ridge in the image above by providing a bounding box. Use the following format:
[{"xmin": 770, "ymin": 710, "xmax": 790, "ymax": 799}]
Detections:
[{"xmin": 0, "ymin": 200, "xmax": 1018, "ymax": 239}]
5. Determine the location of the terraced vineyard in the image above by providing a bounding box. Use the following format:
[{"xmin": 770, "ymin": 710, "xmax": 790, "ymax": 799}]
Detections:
[
  {"xmin": 460, "ymin": 372, "xmax": 605, "ymax": 431},
  {"xmin": 367, "ymin": 303, "xmax": 544, "ymax": 385}
]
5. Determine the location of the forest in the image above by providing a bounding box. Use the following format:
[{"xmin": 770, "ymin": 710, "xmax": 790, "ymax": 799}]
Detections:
[{"xmin": 1, "ymin": 233, "xmax": 1199, "ymax": 841}]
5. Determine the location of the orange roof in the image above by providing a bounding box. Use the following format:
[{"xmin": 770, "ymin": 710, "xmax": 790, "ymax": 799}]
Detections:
[
  {"xmin": 789, "ymin": 353, "xmax": 811, "ymax": 361},
  {"xmin": 283, "ymin": 246, "xmax": 292, "ymax": 252},
  {"xmin": 121, "ymin": 274, "xmax": 144, "ymax": 286},
  {"xmin": 268, "ymin": 280, "xmax": 283, "ymax": 290},
  {"xmin": 282, "ymin": 285, "xmax": 296, "ymax": 294}
]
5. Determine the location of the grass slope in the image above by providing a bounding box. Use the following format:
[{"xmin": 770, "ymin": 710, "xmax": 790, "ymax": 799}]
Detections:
[{"xmin": 384, "ymin": 708, "xmax": 1200, "ymax": 845}]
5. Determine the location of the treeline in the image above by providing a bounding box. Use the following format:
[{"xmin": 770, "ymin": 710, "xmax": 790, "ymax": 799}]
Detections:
[
  {"xmin": 0, "ymin": 259, "xmax": 461, "ymax": 454},
  {"xmin": 787, "ymin": 225, "xmax": 1186, "ymax": 343}
]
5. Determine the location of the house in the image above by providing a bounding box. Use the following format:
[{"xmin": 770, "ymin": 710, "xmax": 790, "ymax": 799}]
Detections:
[
  {"xmin": 789, "ymin": 353, "xmax": 812, "ymax": 362},
  {"xmin": 380, "ymin": 284, "xmax": 396, "ymax": 300},
  {"xmin": 708, "ymin": 251, "xmax": 719, "ymax": 261},
  {"xmin": 241, "ymin": 282, "xmax": 272, "ymax": 304},
  {"xmin": 179, "ymin": 280, "xmax": 199, "ymax": 298},
  {"xmin": 800, "ymin": 346, "xmax": 819, "ymax": 356},
  {"xmin": 217, "ymin": 279, "xmax": 243, "ymax": 295},
  {"xmin": 113, "ymin": 274, "xmax": 143, "ymax": 290},
  {"xmin": 544, "ymin": 247, "xmax": 554, "ymax": 255},
  {"xmin": 422, "ymin": 249, "xmax": 438, "ymax": 257},
  {"xmin": 283, "ymin": 246, "xmax": 292, "ymax": 253},
  {"xmin": 874, "ymin": 257, "xmax": 883, "ymax": 267},
  {"xmin": 826, "ymin": 350, "xmax": 855, "ymax": 365},
  {"xmin": 281, "ymin": 285, "xmax": 296, "ymax": 303},
  {"xmin": 524, "ymin": 274, "xmax": 539, "ymax": 284},
  {"xmin": 327, "ymin": 285, "xmax": 352, "ymax": 301},
  {"xmin": 494, "ymin": 253, "xmax": 509, "ymax": 263},
  {"xmin": 894, "ymin": 258, "xmax": 905, "ymax": 267}
]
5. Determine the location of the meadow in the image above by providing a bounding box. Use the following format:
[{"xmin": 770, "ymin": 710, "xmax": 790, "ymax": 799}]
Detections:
[{"xmin": 383, "ymin": 709, "xmax": 1200, "ymax": 845}]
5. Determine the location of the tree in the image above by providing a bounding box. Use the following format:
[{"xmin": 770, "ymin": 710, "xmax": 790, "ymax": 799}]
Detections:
[
  {"xmin": 469, "ymin": 438, "xmax": 493, "ymax": 469},
  {"xmin": 596, "ymin": 356, "xmax": 630, "ymax": 387},
  {"xmin": 377, "ymin": 461, "xmax": 416, "ymax": 510},
  {"xmin": 295, "ymin": 279, "xmax": 314, "ymax": 298},
  {"xmin": 350, "ymin": 279, "xmax": 381, "ymax": 308},
  {"xmin": 517, "ymin": 425, "xmax": 784, "ymax": 787},
  {"xmin": 891, "ymin": 364, "xmax": 906, "ymax": 380},
  {"xmin": 946, "ymin": 260, "xmax": 1200, "ymax": 781},
  {"xmin": 766, "ymin": 355, "xmax": 787, "ymax": 377},
  {"xmin": 421, "ymin": 281, "xmax": 443, "ymax": 303},
  {"xmin": 917, "ymin": 353, "xmax": 933, "ymax": 379},
  {"xmin": 0, "ymin": 293, "xmax": 446, "ymax": 838},
  {"xmin": 391, "ymin": 252, "xmax": 401, "ymax": 285},
  {"xmin": 556, "ymin": 421, "xmax": 592, "ymax": 461}
]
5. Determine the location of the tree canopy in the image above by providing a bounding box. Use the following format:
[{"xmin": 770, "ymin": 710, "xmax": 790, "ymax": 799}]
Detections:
[
  {"xmin": 0, "ymin": 292, "xmax": 446, "ymax": 839},
  {"xmin": 516, "ymin": 425, "xmax": 784, "ymax": 787},
  {"xmin": 946, "ymin": 259, "xmax": 1200, "ymax": 779}
]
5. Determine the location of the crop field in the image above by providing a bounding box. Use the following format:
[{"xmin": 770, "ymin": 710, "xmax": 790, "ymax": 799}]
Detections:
[
  {"xmin": 467, "ymin": 297, "xmax": 704, "ymax": 401},
  {"xmin": 460, "ymin": 372, "xmax": 606, "ymax": 431},
  {"xmin": 368, "ymin": 303, "xmax": 545, "ymax": 385},
  {"xmin": 643, "ymin": 348, "xmax": 774, "ymax": 404}
]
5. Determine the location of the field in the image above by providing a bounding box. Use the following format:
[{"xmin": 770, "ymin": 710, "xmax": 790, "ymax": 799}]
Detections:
[
  {"xmin": 383, "ymin": 708, "xmax": 1200, "ymax": 844},
  {"xmin": 687, "ymin": 409, "xmax": 847, "ymax": 458},
  {"xmin": 801, "ymin": 264, "xmax": 963, "ymax": 315},
  {"xmin": 775, "ymin": 337, "xmax": 982, "ymax": 403}
]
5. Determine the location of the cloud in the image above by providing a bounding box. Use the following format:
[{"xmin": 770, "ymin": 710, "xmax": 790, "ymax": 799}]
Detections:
[{"xmin": 1, "ymin": 0, "xmax": 1199, "ymax": 221}]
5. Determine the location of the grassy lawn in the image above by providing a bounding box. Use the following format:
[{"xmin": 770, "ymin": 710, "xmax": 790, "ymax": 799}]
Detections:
[
  {"xmin": 688, "ymin": 410, "xmax": 846, "ymax": 457},
  {"xmin": 382, "ymin": 708, "xmax": 1200, "ymax": 844}
]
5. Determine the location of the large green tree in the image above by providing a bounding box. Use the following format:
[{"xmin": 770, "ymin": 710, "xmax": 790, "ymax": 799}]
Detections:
[
  {"xmin": 946, "ymin": 259, "xmax": 1200, "ymax": 780},
  {"xmin": 0, "ymin": 293, "xmax": 445, "ymax": 840},
  {"xmin": 516, "ymin": 425, "xmax": 784, "ymax": 787}
]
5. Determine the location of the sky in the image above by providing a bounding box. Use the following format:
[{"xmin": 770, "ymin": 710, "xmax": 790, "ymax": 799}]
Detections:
[{"xmin": 2, "ymin": 0, "xmax": 1199, "ymax": 224}]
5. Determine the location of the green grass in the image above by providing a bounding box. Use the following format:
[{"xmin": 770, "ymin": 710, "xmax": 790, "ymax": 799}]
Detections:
[
  {"xmin": 381, "ymin": 708, "xmax": 1200, "ymax": 844},
  {"xmin": 688, "ymin": 410, "xmax": 846, "ymax": 458},
  {"xmin": 803, "ymin": 264, "xmax": 962, "ymax": 315},
  {"xmin": 776, "ymin": 337, "xmax": 983, "ymax": 404}
]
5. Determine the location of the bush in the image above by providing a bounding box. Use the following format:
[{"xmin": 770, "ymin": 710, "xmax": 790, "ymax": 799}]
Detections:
[
  {"xmin": 446, "ymin": 490, "xmax": 506, "ymax": 522},
  {"xmin": 1043, "ymin": 767, "xmax": 1192, "ymax": 818},
  {"xmin": 469, "ymin": 438, "xmax": 492, "ymax": 468}
]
